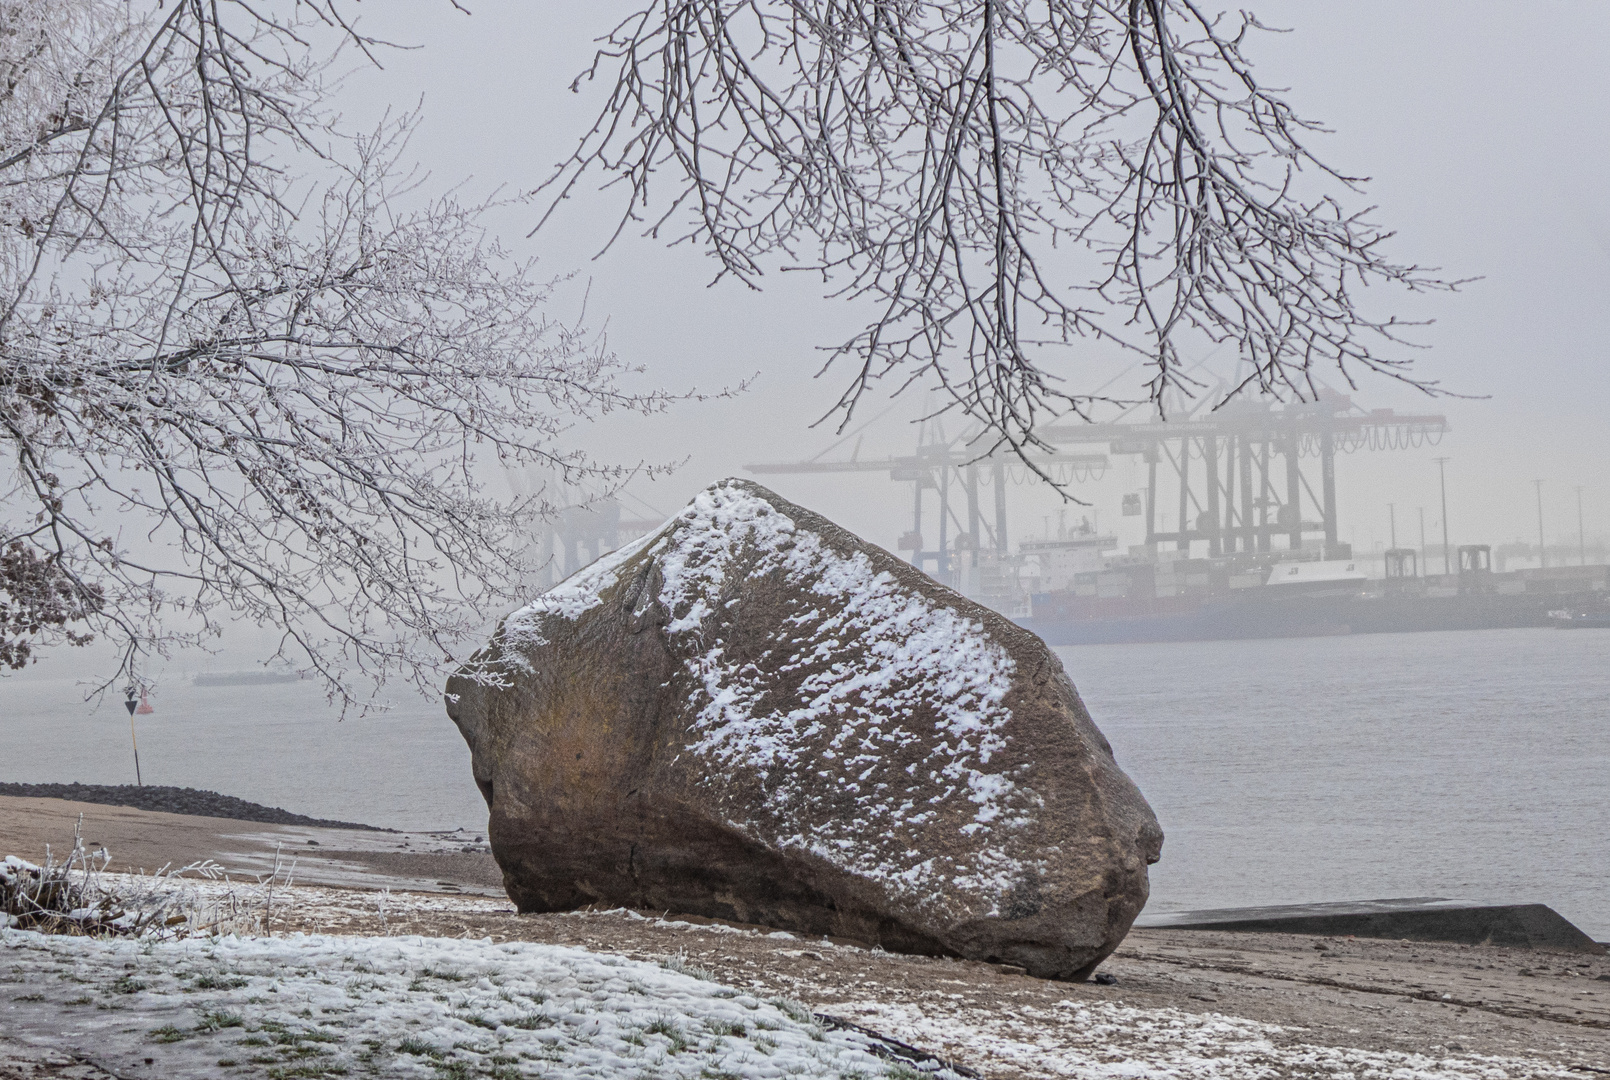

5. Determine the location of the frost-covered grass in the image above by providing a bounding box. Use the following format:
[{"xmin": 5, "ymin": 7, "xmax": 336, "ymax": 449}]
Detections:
[
  {"xmin": 2, "ymin": 842, "xmax": 279, "ymax": 938},
  {"xmin": 1, "ymin": 900, "xmax": 1585, "ymax": 1080},
  {"xmin": 0, "ymin": 929, "xmax": 938, "ymax": 1080}
]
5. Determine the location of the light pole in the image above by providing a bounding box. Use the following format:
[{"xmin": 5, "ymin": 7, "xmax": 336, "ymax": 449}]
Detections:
[
  {"xmin": 1388, "ymin": 503, "xmax": 1397, "ymax": 548},
  {"xmin": 1418, "ymin": 507, "xmax": 1427, "ymax": 577},
  {"xmin": 1577, "ymin": 485, "xmax": 1586, "ymax": 566},
  {"xmin": 1435, "ymin": 457, "xmax": 1452, "ymax": 575},
  {"xmin": 1534, "ymin": 479, "xmax": 1546, "ymax": 569}
]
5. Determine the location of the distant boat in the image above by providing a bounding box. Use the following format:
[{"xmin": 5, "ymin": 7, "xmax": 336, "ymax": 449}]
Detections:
[
  {"xmin": 192, "ymin": 670, "xmax": 305, "ymax": 686},
  {"xmin": 135, "ymin": 688, "xmax": 154, "ymax": 714},
  {"xmin": 1548, "ymin": 609, "xmax": 1610, "ymax": 629}
]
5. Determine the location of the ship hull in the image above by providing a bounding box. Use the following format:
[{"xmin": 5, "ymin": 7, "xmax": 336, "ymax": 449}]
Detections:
[{"xmin": 1018, "ymin": 590, "xmax": 1599, "ymax": 645}]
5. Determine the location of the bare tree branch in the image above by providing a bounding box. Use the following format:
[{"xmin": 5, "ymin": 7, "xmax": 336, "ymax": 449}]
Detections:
[
  {"xmin": 546, "ymin": 0, "xmax": 1453, "ymax": 468},
  {"xmin": 0, "ymin": 1, "xmax": 690, "ymax": 707}
]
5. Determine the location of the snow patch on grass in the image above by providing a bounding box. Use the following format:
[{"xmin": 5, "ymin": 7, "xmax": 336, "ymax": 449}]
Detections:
[{"xmin": 0, "ymin": 929, "xmax": 934, "ymax": 1080}]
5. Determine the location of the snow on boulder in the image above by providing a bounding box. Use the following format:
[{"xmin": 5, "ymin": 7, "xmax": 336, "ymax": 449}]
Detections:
[{"xmin": 447, "ymin": 479, "xmax": 1162, "ymax": 979}]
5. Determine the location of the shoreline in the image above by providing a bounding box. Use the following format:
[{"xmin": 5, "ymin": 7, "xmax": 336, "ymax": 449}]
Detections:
[
  {"xmin": 0, "ymin": 794, "xmax": 501, "ymax": 896},
  {"xmin": 0, "ymin": 782, "xmax": 388, "ymax": 831}
]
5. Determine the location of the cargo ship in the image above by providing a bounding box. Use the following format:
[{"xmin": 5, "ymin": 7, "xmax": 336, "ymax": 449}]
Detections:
[{"xmin": 1010, "ymin": 541, "xmax": 1610, "ymax": 645}]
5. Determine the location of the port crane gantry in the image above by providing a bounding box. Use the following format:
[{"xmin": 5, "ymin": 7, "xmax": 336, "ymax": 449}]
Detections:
[
  {"xmin": 745, "ymin": 391, "xmax": 1447, "ymax": 578},
  {"xmin": 745, "ymin": 439, "xmax": 1109, "ymax": 578},
  {"xmin": 1036, "ymin": 394, "xmax": 1448, "ymax": 558}
]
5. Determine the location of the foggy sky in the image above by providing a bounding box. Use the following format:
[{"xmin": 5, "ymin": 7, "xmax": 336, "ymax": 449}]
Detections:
[{"xmin": 343, "ymin": 1, "xmax": 1610, "ymax": 564}]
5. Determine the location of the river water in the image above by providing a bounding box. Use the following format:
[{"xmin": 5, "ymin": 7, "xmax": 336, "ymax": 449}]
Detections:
[
  {"xmin": 1060, "ymin": 627, "xmax": 1609, "ymax": 940},
  {"xmin": 1, "ymin": 627, "xmax": 1604, "ymax": 939}
]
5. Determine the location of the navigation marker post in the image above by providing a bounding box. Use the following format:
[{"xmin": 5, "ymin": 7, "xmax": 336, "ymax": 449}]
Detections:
[{"xmin": 123, "ymin": 686, "xmax": 143, "ymax": 787}]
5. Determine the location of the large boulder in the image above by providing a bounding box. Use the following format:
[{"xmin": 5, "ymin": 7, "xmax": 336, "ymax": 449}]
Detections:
[{"xmin": 447, "ymin": 479, "xmax": 1162, "ymax": 978}]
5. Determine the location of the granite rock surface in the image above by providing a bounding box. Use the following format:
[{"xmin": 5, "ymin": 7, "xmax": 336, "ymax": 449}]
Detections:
[{"xmin": 447, "ymin": 479, "xmax": 1162, "ymax": 978}]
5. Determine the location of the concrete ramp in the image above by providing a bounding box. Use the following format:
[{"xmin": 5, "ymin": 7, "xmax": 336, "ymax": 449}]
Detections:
[{"xmin": 1136, "ymin": 897, "xmax": 1604, "ymax": 953}]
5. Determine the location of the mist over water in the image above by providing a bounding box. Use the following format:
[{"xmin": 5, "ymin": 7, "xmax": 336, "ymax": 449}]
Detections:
[{"xmin": 2, "ymin": 626, "xmax": 1604, "ymax": 939}]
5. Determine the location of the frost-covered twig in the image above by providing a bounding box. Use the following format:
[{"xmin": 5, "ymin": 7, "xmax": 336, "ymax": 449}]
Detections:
[{"xmin": 3, "ymin": 823, "xmax": 299, "ymax": 939}]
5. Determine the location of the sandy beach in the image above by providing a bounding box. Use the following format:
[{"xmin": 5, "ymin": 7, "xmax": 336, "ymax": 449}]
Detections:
[{"xmin": 2, "ymin": 796, "xmax": 1605, "ymax": 1078}]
